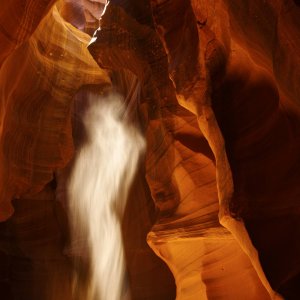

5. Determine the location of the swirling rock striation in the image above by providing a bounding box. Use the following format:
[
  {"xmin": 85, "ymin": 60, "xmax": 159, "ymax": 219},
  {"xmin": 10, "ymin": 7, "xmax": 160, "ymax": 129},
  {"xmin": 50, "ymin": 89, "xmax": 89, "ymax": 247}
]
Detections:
[{"xmin": 0, "ymin": 0, "xmax": 300, "ymax": 299}]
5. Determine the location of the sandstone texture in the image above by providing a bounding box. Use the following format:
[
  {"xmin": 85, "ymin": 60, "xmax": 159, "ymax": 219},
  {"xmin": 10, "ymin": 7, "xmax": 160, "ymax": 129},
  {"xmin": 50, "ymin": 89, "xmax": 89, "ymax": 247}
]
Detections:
[{"xmin": 0, "ymin": 1, "xmax": 299, "ymax": 299}]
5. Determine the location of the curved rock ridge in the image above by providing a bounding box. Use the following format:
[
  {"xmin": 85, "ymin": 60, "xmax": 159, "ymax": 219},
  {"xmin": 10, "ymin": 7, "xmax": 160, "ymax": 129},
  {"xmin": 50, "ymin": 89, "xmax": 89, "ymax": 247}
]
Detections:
[
  {"xmin": 0, "ymin": 4, "xmax": 110, "ymax": 220},
  {"xmin": 223, "ymin": 0, "xmax": 300, "ymax": 105},
  {"xmin": 0, "ymin": 0, "xmax": 299, "ymax": 299},
  {"xmin": 0, "ymin": 0, "xmax": 56, "ymax": 67},
  {"xmin": 87, "ymin": 0, "xmax": 290, "ymax": 299},
  {"xmin": 150, "ymin": 1, "xmax": 300, "ymax": 298}
]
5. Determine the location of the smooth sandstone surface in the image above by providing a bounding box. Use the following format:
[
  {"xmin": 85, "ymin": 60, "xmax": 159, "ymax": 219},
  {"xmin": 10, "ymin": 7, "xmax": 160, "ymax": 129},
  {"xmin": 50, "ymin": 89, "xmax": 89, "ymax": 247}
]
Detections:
[{"xmin": 0, "ymin": 0, "xmax": 299, "ymax": 299}]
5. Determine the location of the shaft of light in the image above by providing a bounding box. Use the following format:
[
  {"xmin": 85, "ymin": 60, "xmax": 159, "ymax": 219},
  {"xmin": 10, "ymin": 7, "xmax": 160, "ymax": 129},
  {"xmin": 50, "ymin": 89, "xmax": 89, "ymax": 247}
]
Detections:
[{"xmin": 68, "ymin": 92, "xmax": 145, "ymax": 300}]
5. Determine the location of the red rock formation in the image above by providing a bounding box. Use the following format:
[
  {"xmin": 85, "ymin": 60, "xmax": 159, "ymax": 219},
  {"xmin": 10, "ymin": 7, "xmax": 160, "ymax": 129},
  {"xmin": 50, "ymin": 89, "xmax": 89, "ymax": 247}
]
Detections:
[
  {"xmin": 0, "ymin": 0, "xmax": 300, "ymax": 299},
  {"xmin": 0, "ymin": 0, "xmax": 56, "ymax": 67}
]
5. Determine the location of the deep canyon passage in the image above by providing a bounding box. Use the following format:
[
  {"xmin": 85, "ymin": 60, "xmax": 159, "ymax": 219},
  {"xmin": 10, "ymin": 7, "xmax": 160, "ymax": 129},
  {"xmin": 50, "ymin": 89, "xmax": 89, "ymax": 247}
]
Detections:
[{"xmin": 0, "ymin": 1, "xmax": 300, "ymax": 299}]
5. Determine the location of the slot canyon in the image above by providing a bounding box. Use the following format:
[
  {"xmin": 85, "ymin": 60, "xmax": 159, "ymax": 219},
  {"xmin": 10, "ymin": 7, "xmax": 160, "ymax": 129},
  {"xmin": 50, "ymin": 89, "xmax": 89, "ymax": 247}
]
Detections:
[{"xmin": 0, "ymin": 0, "xmax": 300, "ymax": 299}]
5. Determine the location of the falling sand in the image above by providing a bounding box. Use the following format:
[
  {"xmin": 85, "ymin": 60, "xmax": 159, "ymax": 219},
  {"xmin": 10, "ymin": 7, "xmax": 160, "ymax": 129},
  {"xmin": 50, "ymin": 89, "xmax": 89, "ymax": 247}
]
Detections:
[{"xmin": 68, "ymin": 92, "xmax": 145, "ymax": 300}]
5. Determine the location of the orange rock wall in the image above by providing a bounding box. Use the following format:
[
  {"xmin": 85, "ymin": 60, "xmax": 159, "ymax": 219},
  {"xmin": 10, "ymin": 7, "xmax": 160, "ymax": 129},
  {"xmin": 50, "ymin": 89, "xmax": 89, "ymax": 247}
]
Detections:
[{"xmin": 0, "ymin": 0, "xmax": 300, "ymax": 299}]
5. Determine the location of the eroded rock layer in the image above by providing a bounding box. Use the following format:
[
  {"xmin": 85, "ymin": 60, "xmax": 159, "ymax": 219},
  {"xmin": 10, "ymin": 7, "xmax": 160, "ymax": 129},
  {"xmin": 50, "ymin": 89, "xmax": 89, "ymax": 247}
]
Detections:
[{"xmin": 0, "ymin": 0, "xmax": 300, "ymax": 299}]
